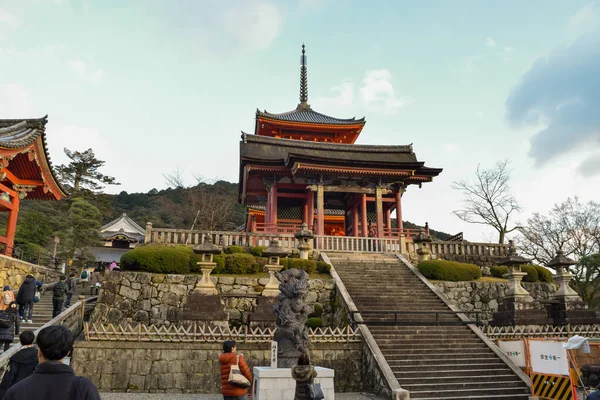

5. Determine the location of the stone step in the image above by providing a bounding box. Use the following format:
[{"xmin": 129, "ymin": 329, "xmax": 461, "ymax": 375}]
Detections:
[
  {"xmin": 390, "ymin": 359, "xmax": 506, "ymax": 367},
  {"xmin": 398, "ymin": 368, "xmax": 514, "ymax": 378},
  {"xmin": 371, "ymin": 333, "xmax": 479, "ymax": 340},
  {"xmin": 411, "ymin": 393, "xmax": 530, "ymax": 400},
  {"xmin": 376, "ymin": 338, "xmax": 484, "ymax": 346},
  {"xmin": 386, "ymin": 350, "xmax": 496, "ymax": 358},
  {"xmin": 398, "ymin": 374, "xmax": 521, "ymax": 384},
  {"xmin": 405, "ymin": 385, "xmax": 529, "ymax": 399}
]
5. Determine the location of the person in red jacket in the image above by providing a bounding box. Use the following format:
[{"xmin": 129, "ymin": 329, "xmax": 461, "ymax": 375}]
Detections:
[{"xmin": 219, "ymin": 340, "xmax": 252, "ymax": 400}]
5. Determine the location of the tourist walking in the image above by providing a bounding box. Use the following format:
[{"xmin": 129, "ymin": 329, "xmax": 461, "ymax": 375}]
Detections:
[
  {"xmin": 0, "ymin": 292, "xmax": 19, "ymax": 352},
  {"xmin": 292, "ymin": 353, "xmax": 319, "ymax": 400},
  {"xmin": 15, "ymin": 276, "xmax": 37, "ymax": 323},
  {"xmin": 0, "ymin": 331, "xmax": 38, "ymax": 398},
  {"xmin": 63, "ymin": 273, "xmax": 77, "ymax": 309},
  {"xmin": 3, "ymin": 325, "xmax": 101, "ymax": 400},
  {"xmin": 219, "ymin": 340, "xmax": 252, "ymax": 400},
  {"xmin": 52, "ymin": 276, "xmax": 68, "ymax": 318}
]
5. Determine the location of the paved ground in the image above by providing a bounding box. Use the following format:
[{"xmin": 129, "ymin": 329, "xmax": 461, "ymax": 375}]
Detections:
[{"xmin": 100, "ymin": 393, "xmax": 384, "ymax": 400}]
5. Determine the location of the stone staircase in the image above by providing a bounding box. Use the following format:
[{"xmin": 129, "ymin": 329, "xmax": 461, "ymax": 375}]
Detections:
[
  {"xmin": 327, "ymin": 253, "xmax": 532, "ymax": 400},
  {"xmin": 11, "ymin": 293, "xmax": 55, "ymax": 343}
]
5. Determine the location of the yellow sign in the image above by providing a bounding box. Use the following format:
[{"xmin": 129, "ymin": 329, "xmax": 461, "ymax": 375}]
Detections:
[{"xmin": 531, "ymin": 373, "xmax": 574, "ymax": 400}]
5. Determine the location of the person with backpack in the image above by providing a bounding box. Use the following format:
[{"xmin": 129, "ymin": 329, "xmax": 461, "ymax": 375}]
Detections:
[
  {"xmin": 0, "ymin": 291, "xmax": 19, "ymax": 352},
  {"xmin": 63, "ymin": 274, "xmax": 77, "ymax": 309},
  {"xmin": 15, "ymin": 276, "xmax": 36, "ymax": 324},
  {"xmin": 0, "ymin": 330, "xmax": 38, "ymax": 398},
  {"xmin": 3, "ymin": 325, "xmax": 101, "ymax": 400},
  {"xmin": 52, "ymin": 276, "xmax": 68, "ymax": 318}
]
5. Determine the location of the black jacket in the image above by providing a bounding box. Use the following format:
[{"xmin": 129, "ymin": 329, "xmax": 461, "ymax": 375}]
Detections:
[
  {"xmin": 0, "ymin": 304, "xmax": 19, "ymax": 342},
  {"xmin": 292, "ymin": 365, "xmax": 317, "ymax": 400},
  {"xmin": 15, "ymin": 278, "xmax": 36, "ymax": 305},
  {"xmin": 0, "ymin": 346, "xmax": 38, "ymax": 399},
  {"xmin": 3, "ymin": 361, "xmax": 100, "ymax": 400}
]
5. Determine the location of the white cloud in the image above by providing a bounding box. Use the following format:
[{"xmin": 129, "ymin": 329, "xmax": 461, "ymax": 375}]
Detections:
[
  {"xmin": 0, "ymin": 9, "xmax": 20, "ymax": 30},
  {"xmin": 566, "ymin": 2, "xmax": 599, "ymax": 40},
  {"xmin": 220, "ymin": 2, "xmax": 283, "ymax": 51},
  {"xmin": 0, "ymin": 84, "xmax": 32, "ymax": 117},
  {"xmin": 444, "ymin": 143, "xmax": 460, "ymax": 153},
  {"xmin": 313, "ymin": 81, "xmax": 354, "ymax": 109},
  {"xmin": 504, "ymin": 46, "xmax": 514, "ymax": 53},
  {"xmin": 68, "ymin": 59, "xmax": 104, "ymax": 84},
  {"xmin": 359, "ymin": 69, "xmax": 413, "ymax": 115},
  {"xmin": 464, "ymin": 55, "xmax": 483, "ymax": 72},
  {"xmin": 48, "ymin": 125, "xmax": 108, "ymax": 164},
  {"xmin": 486, "ymin": 37, "xmax": 496, "ymax": 47}
]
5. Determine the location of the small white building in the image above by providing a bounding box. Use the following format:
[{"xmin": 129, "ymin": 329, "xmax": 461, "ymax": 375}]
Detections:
[{"xmin": 89, "ymin": 213, "xmax": 145, "ymax": 263}]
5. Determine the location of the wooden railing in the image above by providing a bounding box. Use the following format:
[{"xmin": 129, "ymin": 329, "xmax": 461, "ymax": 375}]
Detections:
[
  {"xmin": 84, "ymin": 322, "xmax": 360, "ymax": 343},
  {"xmin": 253, "ymin": 222, "xmax": 304, "ymax": 234},
  {"xmin": 483, "ymin": 324, "xmax": 600, "ymax": 340},
  {"xmin": 314, "ymin": 235, "xmax": 401, "ymax": 253},
  {"xmin": 382, "ymin": 227, "xmax": 424, "ymax": 238},
  {"xmin": 405, "ymin": 240, "xmax": 510, "ymax": 257}
]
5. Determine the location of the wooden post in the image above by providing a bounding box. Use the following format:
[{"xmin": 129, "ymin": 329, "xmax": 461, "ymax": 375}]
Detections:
[
  {"xmin": 145, "ymin": 222, "xmax": 153, "ymax": 244},
  {"xmin": 307, "ymin": 189, "xmax": 314, "ymax": 231},
  {"xmin": 385, "ymin": 205, "xmax": 392, "ymax": 234},
  {"xmin": 271, "ymin": 184, "xmax": 278, "ymax": 229},
  {"xmin": 5, "ymin": 194, "xmax": 19, "ymax": 256},
  {"xmin": 78, "ymin": 295, "xmax": 86, "ymax": 323},
  {"xmin": 361, "ymin": 194, "xmax": 368, "ymax": 237},
  {"xmin": 317, "ymin": 184, "xmax": 324, "ymax": 236},
  {"xmin": 352, "ymin": 200, "xmax": 359, "ymax": 237},
  {"xmin": 265, "ymin": 186, "xmax": 272, "ymax": 226},
  {"xmin": 375, "ymin": 186, "xmax": 384, "ymax": 239},
  {"xmin": 395, "ymin": 191, "xmax": 403, "ymax": 232}
]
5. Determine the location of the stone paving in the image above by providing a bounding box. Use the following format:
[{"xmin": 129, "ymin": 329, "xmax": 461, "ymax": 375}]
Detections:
[{"xmin": 100, "ymin": 393, "xmax": 384, "ymax": 400}]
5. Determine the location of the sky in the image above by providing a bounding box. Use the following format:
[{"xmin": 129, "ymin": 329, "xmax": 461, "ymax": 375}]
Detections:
[{"xmin": 0, "ymin": 0, "xmax": 599, "ymax": 242}]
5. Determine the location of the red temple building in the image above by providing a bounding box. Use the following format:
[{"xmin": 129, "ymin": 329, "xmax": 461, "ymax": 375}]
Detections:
[
  {"xmin": 239, "ymin": 46, "xmax": 442, "ymax": 238},
  {"xmin": 0, "ymin": 116, "xmax": 65, "ymax": 254}
]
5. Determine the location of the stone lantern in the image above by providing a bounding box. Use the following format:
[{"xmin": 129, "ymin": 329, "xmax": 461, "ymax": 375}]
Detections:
[
  {"xmin": 294, "ymin": 224, "xmax": 314, "ymax": 260},
  {"xmin": 547, "ymin": 250, "xmax": 580, "ymax": 302},
  {"xmin": 497, "ymin": 240, "xmax": 533, "ymax": 301},
  {"xmin": 191, "ymin": 235, "xmax": 221, "ymax": 295},
  {"xmin": 413, "ymin": 228, "xmax": 432, "ymax": 261},
  {"xmin": 262, "ymin": 239, "xmax": 289, "ymax": 297},
  {"xmin": 491, "ymin": 240, "xmax": 552, "ymax": 326}
]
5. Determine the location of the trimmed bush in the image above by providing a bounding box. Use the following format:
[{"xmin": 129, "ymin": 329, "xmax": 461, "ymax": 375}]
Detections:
[
  {"xmin": 417, "ymin": 260, "xmax": 481, "ymax": 281},
  {"xmin": 490, "ymin": 265, "xmax": 508, "ymax": 278},
  {"xmin": 310, "ymin": 303, "xmax": 324, "ymax": 317},
  {"xmin": 224, "ymin": 246, "xmax": 246, "ymax": 254},
  {"xmin": 121, "ymin": 245, "xmax": 193, "ymax": 274},
  {"xmin": 316, "ymin": 262, "xmax": 331, "ymax": 274},
  {"xmin": 212, "ymin": 254, "xmax": 225, "ymax": 274},
  {"xmin": 306, "ymin": 317, "xmax": 322, "ymax": 328},
  {"xmin": 250, "ymin": 246, "xmax": 267, "ymax": 257},
  {"xmin": 534, "ymin": 265, "xmax": 554, "ymax": 283},
  {"xmin": 286, "ymin": 259, "xmax": 316, "ymax": 274},
  {"xmin": 521, "ymin": 265, "xmax": 539, "ymax": 283},
  {"xmin": 224, "ymin": 253, "xmax": 257, "ymax": 274}
]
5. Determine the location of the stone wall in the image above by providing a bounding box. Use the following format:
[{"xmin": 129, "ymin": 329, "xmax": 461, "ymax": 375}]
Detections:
[
  {"xmin": 92, "ymin": 271, "xmax": 336, "ymax": 327},
  {"xmin": 72, "ymin": 340, "xmax": 363, "ymax": 393},
  {"xmin": 433, "ymin": 281, "xmax": 557, "ymax": 322},
  {"xmin": 0, "ymin": 254, "xmax": 63, "ymax": 289}
]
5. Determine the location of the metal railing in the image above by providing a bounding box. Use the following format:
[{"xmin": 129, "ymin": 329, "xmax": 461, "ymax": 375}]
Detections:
[
  {"xmin": 0, "ymin": 244, "xmax": 56, "ymax": 267},
  {"xmin": 349, "ymin": 310, "xmax": 485, "ymax": 326}
]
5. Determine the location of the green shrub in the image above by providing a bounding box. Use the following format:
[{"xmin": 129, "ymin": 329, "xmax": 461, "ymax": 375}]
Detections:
[
  {"xmin": 521, "ymin": 265, "xmax": 539, "ymax": 282},
  {"xmin": 310, "ymin": 303, "xmax": 324, "ymax": 317},
  {"xmin": 250, "ymin": 246, "xmax": 267, "ymax": 257},
  {"xmin": 224, "ymin": 253, "xmax": 256, "ymax": 274},
  {"xmin": 417, "ymin": 260, "xmax": 481, "ymax": 281},
  {"xmin": 282, "ymin": 259, "xmax": 316, "ymax": 274},
  {"xmin": 316, "ymin": 261, "xmax": 331, "ymax": 274},
  {"xmin": 120, "ymin": 245, "xmax": 193, "ymax": 274},
  {"xmin": 212, "ymin": 254, "xmax": 225, "ymax": 274},
  {"xmin": 490, "ymin": 265, "xmax": 508, "ymax": 278},
  {"xmin": 279, "ymin": 258, "xmax": 289, "ymax": 269},
  {"xmin": 306, "ymin": 317, "xmax": 322, "ymax": 328},
  {"xmin": 224, "ymin": 246, "xmax": 246, "ymax": 254},
  {"xmin": 534, "ymin": 265, "xmax": 554, "ymax": 283}
]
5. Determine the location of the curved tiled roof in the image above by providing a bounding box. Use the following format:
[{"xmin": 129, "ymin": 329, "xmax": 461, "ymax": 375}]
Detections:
[{"xmin": 256, "ymin": 107, "xmax": 365, "ymax": 126}]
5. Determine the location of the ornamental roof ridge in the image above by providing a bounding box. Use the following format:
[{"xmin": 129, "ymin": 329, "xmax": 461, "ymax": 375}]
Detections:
[
  {"xmin": 101, "ymin": 213, "xmax": 145, "ymax": 236},
  {"xmin": 242, "ymin": 132, "xmax": 413, "ymax": 153}
]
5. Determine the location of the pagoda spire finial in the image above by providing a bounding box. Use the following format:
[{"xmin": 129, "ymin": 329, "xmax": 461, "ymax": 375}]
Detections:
[{"xmin": 298, "ymin": 43, "xmax": 309, "ymax": 109}]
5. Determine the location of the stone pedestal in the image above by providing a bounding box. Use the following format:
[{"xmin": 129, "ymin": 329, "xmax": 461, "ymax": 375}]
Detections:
[
  {"xmin": 253, "ymin": 366, "xmax": 334, "ymax": 400},
  {"xmin": 504, "ymin": 269, "xmax": 533, "ymax": 301},
  {"xmin": 249, "ymin": 297, "xmax": 277, "ymax": 328},
  {"xmin": 491, "ymin": 298, "xmax": 554, "ymax": 326},
  {"xmin": 550, "ymin": 299, "xmax": 600, "ymax": 325},
  {"xmin": 262, "ymin": 264, "xmax": 284, "ymax": 297},
  {"xmin": 195, "ymin": 262, "xmax": 218, "ymax": 296},
  {"xmin": 180, "ymin": 293, "xmax": 228, "ymax": 326},
  {"xmin": 298, "ymin": 244, "xmax": 311, "ymax": 260}
]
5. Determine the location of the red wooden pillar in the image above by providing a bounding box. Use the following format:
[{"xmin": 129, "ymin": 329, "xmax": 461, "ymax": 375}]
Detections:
[
  {"xmin": 385, "ymin": 205, "xmax": 392, "ymax": 235},
  {"xmin": 5, "ymin": 194, "xmax": 19, "ymax": 256},
  {"xmin": 361, "ymin": 194, "xmax": 368, "ymax": 237},
  {"xmin": 265, "ymin": 188, "xmax": 271, "ymax": 226},
  {"xmin": 270, "ymin": 184, "xmax": 278, "ymax": 230},
  {"xmin": 352, "ymin": 199, "xmax": 359, "ymax": 237},
  {"xmin": 316, "ymin": 184, "xmax": 324, "ymax": 236},
  {"xmin": 307, "ymin": 190, "xmax": 314, "ymax": 231},
  {"xmin": 375, "ymin": 187, "xmax": 384, "ymax": 239},
  {"xmin": 395, "ymin": 190, "xmax": 403, "ymax": 232}
]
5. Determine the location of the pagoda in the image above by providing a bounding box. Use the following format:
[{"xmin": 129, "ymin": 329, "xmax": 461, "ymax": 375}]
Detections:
[
  {"xmin": 0, "ymin": 116, "xmax": 65, "ymax": 254},
  {"xmin": 239, "ymin": 45, "xmax": 442, "ymax": 238}
]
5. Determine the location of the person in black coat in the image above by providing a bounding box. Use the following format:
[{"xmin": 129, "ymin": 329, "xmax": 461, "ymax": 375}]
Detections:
[
  {"xmin": 0, "ymin": 331, "xmax": 38, "ymax": 399},
  {"xmin": 15, "ymin": 276, "xmax": 36, "ymax": 323},
  {"xmin": 0, "ymin": 301, "xmax": 19, "ymax": 352},
  {"xmin": 4, "ymin": 325, "xmax": 100, "ymax": 400}
]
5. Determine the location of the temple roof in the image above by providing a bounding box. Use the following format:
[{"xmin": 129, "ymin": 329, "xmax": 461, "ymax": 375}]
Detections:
[
  {"xmin": 241, "ymin": 133, "xmax": 423, "ymax": 166},
  {"xmin": 0, "ymin": 116, "xmax": 66, "ymax": 200},
  {"xmin": 101, "ymin": 213, "xmax": 145, "ymax": 242},
  {"xmin": 256, "ymin": 107, "xmax": 365, "ymax": 126}
]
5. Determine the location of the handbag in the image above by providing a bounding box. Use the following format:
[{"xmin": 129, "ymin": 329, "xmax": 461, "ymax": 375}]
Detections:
[
  {"xmin": 307, "ymin": 382, "xmax": 324, "ymax": 400},
  {"xmin": 0, "ymin": 311, "xmax": 13, "ymax": 329},
  {"xmin": 33, "ymin": 291, "xmax": 40, "ymax": 303},
  {"xmin": 228, "ymin": 354, "xmax": 251, "ymax": 388}
]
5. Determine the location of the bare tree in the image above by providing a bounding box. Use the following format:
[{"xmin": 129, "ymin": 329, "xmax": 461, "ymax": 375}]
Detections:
[
  {"xmin": 452, "ymin": 159, "xmax": 521, "ymax": 244},
  {"xmin": 163, "ymin": 167, "xmax": 186, "ymax": 189}
]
